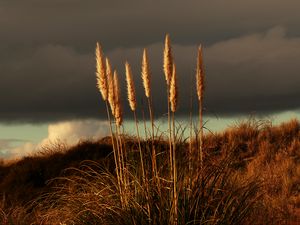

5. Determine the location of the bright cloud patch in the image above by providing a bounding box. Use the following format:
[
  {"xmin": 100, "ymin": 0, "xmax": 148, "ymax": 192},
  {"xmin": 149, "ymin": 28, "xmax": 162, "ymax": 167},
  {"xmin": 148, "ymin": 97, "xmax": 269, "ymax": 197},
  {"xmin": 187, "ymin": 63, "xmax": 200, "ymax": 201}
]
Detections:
[
  {"xmin": 41, "ymin": 120, "xmax": 109, "ymax": 146},
  {"xmin": 1, "ymin": 120, "xmax": 109, "ymax": 159}
]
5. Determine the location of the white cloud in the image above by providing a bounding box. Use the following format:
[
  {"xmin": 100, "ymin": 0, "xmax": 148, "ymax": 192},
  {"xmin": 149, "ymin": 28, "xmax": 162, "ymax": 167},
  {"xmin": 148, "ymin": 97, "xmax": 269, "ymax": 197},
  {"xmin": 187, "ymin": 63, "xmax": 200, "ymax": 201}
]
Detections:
[
  {"xmin": 7, "ymin": 142, "xmax": 37, "ymax": 159},
  {"xmin": 40, "ymin": 119, "xmax": 109, "ymax": 146},
  {"xmin": 1, "ymin": 119, "xmax": 109, "ymax": 159}
]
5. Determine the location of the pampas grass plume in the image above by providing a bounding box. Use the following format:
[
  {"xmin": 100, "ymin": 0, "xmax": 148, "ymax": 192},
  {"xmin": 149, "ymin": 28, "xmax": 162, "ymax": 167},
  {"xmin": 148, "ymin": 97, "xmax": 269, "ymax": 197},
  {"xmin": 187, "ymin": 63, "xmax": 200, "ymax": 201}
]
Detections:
[
  {"xmin": 113, "ymin": 70, "xmax": 123, "ymax": 126},
  {"xmin": 95, "ymin": 42, "xmax": 108, "ymax": 101},
  {"xmin": 142, "ymin": 48, "xmax": 151, "ymax": 98},
  {"xmin": 196, "ymin": 45, "xmax": 204, "ymax": 101},
  {"xmin": 170, "ymin": 63, "xmax": 178, "ymax": 113},
  {"xmin": 125, "ymin": 62, "xmax": 137, "ymax": 111},
  {"xmin": 163, "ymin": 34, "xmax": 173, "ymax": 85},
  {"xmin": 106, "ymin": 58, "xmax": 115, "ymax": 116}
]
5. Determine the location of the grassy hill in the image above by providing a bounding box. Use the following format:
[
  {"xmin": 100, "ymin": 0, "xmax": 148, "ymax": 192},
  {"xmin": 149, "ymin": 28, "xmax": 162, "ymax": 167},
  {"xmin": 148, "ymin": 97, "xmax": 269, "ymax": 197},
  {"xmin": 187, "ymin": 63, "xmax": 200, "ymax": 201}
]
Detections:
[{"xmin": 0, "ymin": 119, "xmax": 299, "ymax": 224}]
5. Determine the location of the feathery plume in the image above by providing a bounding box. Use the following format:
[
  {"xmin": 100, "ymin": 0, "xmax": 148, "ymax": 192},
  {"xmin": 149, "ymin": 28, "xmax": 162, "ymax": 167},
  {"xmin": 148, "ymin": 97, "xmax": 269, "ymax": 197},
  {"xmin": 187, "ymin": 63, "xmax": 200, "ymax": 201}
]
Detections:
[
  {"xmin": 196, "ymin": 45, "xmax": 205, "ymax": 168},
  {"xmin": 170, "ymin": 63, "xmax": 178, "ymax": 113},
  {"xmin": 95, "ymin": 42, "xmax": 108, "ymax": 101},
  {"xmin": 113, "ymin": 70, "xmax": 123, "ymax": 126},
  {"xmin": 125, "ymin": 62, "xmax": 137, "ymax": 111},
  {"xmin": 196, "ymin": 45, "xmax": 205, "ymax": 101},
  {"xmin": 141, "ymin": 48, "xmax": 151, "ymax": 98},
  {"xmin": 106, "ymin": 58, "xmax": 115, "ymax": 116},
  {"xmin": 163, "ymin": 34, "xmax": 173, "ymax": 85}
]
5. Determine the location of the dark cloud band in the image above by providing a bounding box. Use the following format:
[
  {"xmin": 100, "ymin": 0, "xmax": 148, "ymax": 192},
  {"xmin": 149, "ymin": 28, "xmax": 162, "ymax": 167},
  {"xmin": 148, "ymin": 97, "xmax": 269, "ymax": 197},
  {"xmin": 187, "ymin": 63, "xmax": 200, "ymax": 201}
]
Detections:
[{"xmin": 0, "ymin": 1, "xmax": 300, "ymax": 123}]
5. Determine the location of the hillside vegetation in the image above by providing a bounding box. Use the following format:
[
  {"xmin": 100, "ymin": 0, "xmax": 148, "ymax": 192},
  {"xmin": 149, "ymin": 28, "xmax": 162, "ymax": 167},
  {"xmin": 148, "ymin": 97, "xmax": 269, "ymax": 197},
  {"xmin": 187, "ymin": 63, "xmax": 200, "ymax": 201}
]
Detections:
[{"xmin": 0, "ymin": 119, "xmax": 299, "ymax": 224}]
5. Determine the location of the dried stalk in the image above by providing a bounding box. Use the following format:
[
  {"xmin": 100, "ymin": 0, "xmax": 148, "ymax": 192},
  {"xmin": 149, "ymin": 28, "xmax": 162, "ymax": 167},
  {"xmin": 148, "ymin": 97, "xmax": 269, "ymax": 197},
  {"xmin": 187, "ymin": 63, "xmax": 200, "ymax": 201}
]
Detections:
[
  {"xmin": 170, "ymin": 63, "xmax": 178, "ymax": 225},
  {"xmin": 163, "ymin": 34, "xmax": 174, "ymax": 181},
  {"xmin": 142, "ymin": 48, "xmax": 157, "ymax": 177},
  {"xmin": 196, "ymin": 45, "xmax": 205, "ymax": 169},
  {"xmin": 125, "ymin": 62, "xmax": 145, "ymax": 183}
]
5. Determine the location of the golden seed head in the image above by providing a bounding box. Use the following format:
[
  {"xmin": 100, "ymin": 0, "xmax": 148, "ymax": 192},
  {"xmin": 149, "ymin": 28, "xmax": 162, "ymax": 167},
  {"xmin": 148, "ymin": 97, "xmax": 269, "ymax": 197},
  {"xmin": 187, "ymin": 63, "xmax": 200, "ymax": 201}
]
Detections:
[
  {"xmin": 113, "ymin": 70, "xmax": 121, "ymax": 106},
  {"xmin": 170, "ymin": 63, "xmax": 178, "ymax": 112},
  {"xmin": 141, "ymin": 48, "xmax": 151, "ymax": 98},
  {"xmin": 113, "ymin": 71, "xmax": 123, "ymax": 126},
  {"xmin": 163, "ymin": 34, "xmax": 173, "ymax": 86},
  {"xmin": 125, "ymin": 62, "xmax": 137, "ymax": 111},
  {"xmin": 106, "ymin": 58, "xmax": 115, "ymax": 115},
  {"xmin": 95, "ymin": 42, "xmax": 108, "ymax": 101},
  {"xmin": 196, "ymin": 45, "xmax": 205, "ymax": 101},
  {"xmin": 115, "ymin": 107, "xmax": 123, "ymax": 126}
]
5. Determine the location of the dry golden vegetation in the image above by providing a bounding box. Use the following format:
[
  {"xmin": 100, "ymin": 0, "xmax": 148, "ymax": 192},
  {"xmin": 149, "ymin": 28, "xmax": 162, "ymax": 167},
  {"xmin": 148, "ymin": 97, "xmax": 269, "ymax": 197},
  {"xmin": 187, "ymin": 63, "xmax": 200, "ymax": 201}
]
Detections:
[
  {"xmin": 0, "ymin": 35, "xmax": 299, "ymax": 224},
  {"xmin": 0, "ymin": 119, "xmax": 299, "ymax": 224}
]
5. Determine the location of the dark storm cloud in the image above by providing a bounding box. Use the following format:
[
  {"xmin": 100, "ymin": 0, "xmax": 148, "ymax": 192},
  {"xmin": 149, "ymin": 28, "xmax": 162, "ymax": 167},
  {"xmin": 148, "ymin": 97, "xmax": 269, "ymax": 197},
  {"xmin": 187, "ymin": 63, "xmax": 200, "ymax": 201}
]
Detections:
[
  {"xmin": 0, "ymin": 1, "xmax": 300, "ymax": 122},
  {"xmin": 107, "ymin": 27, "xmax": 300, "ymax": 118},
  {"xmin": 1, "ymin": 0, "xmax": 300, "ymax": 50}
]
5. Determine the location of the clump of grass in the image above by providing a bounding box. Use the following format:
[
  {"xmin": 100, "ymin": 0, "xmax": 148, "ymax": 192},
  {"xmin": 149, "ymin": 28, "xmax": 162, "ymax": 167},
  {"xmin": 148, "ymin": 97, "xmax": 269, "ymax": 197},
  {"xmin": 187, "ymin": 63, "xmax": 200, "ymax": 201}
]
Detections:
[
  {"xmin": 29, "ymin": 150, "xmax": 260, "ymax": 225},
  {"xmin": 96, "ymin": 48, "xmax": 126, "ymax": 207},
  {"xmin": 95, "ymin": 46, "xmax": 120, "ymax": 201},
  {"xmin": 92, "ymin": 35, "xmax": 276, "ymax": 225},
  {"xmin": 96, "ymin": 46, "xmax": 126, "ymax": 207},
  {"xmin": 92, "ymin": 35, "xmax": 294, "ymax": 224}
]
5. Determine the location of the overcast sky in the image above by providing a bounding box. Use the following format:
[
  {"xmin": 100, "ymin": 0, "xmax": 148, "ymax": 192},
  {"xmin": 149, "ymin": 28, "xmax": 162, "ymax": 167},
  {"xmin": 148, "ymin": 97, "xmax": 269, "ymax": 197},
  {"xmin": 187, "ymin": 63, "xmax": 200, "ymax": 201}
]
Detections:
[
  {"xmin": 1, "ymin": 0, "xmax": 300, "ymax": 123},
  {"xmin": 1, "ymin": 0, "xmax": 300, "ymax": 158}
]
